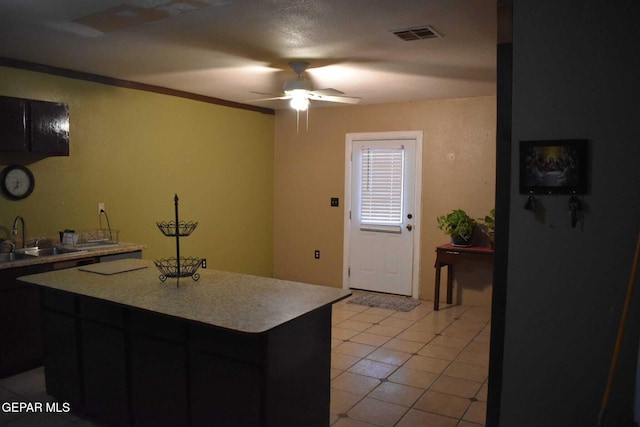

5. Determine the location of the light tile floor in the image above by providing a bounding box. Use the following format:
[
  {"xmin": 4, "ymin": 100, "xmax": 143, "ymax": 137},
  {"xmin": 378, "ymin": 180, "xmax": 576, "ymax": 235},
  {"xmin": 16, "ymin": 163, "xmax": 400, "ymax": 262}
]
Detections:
[
  {"xmin": 330, "ymin": 292, "xmax": 490, "ymax": 427},
  {"xmin": 0, "ymin": 292, "xmax": 490, "ymax": 426}
]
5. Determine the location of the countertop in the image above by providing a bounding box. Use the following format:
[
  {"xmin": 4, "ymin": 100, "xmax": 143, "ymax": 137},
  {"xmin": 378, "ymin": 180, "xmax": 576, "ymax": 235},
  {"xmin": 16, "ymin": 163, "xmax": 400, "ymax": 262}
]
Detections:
[
  {"xmin": 18, "ymin": 258, "xmax": 352, "ymax": 334},
  {"xmin": 0, "ymin": 242, "xmax": 146, "ymax": 270}
]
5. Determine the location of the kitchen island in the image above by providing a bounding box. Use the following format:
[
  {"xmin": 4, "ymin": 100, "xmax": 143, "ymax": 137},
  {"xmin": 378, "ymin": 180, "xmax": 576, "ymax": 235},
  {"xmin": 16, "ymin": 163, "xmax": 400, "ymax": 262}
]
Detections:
[{"xmin": 18, "ymin": 259, "xmax": 351, "ymax": 427}]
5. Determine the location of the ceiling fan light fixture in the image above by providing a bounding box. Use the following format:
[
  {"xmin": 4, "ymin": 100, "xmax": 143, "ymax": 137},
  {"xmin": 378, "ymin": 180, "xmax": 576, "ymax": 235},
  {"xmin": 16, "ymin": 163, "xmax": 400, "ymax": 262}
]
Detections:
[
  {"xmin": 248, "ymin": 61, "xmax": 361, "ymax": 113},
  {"xmin": 290, "ymin": 92, "xmax": 309, "ymax": 111}
]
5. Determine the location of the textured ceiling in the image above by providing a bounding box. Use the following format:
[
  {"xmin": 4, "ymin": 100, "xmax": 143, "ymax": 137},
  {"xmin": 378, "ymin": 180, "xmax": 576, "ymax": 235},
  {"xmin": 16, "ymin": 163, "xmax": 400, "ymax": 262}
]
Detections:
[{"xmin": 0, "ymin": 0, "xmax": 496, "ymax": 110}]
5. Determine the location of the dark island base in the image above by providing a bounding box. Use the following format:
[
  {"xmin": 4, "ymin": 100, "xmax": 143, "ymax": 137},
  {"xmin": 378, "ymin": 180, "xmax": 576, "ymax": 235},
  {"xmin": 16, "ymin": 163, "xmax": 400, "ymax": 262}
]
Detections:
[{"xmin": 41, "ymin": 288, "xmax": 332, "ymax": 427}]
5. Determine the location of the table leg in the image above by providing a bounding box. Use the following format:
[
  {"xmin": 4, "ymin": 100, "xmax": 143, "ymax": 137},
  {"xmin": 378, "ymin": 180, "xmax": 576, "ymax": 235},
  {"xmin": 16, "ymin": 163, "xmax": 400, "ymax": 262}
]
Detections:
[
  {"xmin": 446, "ymin": 264, "xmax": 453, "ymax": 304},
  {"xmin": 434, "ymin": 262, "xmax": 442, "ymax": 311}
]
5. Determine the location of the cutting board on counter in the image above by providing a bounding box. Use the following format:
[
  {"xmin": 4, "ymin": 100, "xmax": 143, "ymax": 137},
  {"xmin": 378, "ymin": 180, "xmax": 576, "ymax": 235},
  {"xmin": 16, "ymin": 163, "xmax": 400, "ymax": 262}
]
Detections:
[{"xmin": 79, "ymin": 259, "xmax": 147, "ymax": 275}]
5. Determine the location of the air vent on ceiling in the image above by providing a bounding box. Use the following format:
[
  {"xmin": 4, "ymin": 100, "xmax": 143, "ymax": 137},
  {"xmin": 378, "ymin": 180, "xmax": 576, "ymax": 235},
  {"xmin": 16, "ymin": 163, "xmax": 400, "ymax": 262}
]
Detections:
[{"xmin": 391, "ymin": 25, "xmax": 442, "ymax": 41}]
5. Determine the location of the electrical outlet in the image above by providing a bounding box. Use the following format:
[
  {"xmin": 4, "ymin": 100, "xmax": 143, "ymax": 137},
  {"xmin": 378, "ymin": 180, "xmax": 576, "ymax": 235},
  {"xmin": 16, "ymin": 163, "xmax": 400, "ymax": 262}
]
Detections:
[
  {"xmin": 201, "ymin": 259, "xmax": 207, "ymax": 269},
  {"xmin": 314, "ymin": 250, "xmax": 320, "ymax": 259},
  {"xmin": 98, "ymin": 202, "xmax": 105, "ymax": 214},
  {"xmin": 330, "ymin": 197, "xmax": 339, "ymax": 207}
]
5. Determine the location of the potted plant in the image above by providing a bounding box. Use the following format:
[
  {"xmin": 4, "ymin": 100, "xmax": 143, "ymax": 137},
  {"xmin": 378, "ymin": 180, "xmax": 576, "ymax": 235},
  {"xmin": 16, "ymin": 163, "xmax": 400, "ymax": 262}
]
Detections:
[
  {"xmin": 477, "ymin": 208, "xmax": 495, "ymax": 248},
  {"xmin": 437, "ymin": 209, "xmax": 476, "ymax": 246}
]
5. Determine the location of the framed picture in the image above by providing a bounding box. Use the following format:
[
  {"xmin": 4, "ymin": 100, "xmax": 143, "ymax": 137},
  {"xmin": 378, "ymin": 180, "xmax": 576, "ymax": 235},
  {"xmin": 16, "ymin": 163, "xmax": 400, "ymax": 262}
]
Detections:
[{"xmin": 519, "ymin": 139, "xmax": 588, "ymax": 194}]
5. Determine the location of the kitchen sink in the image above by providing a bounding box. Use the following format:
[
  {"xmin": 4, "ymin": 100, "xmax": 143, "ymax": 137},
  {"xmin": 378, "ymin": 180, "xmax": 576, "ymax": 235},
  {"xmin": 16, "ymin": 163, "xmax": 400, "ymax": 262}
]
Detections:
[
  {"xmin": 0, "ymin": 246, "xmax": 89, "ymax": 263},
  {"xmin": 16, "ymin": 247, "xmax": 87, "ymax": 257},
  {"xmin": 0, "ymin": 252, "xmax": 33, "ymax": 263}
]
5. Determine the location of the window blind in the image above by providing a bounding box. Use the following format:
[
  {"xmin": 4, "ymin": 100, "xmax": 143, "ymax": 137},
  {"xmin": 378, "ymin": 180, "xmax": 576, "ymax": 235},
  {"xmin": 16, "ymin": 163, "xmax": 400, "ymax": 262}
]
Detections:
[{"xmin": 360, "ymin": 146, "xmax": 404, "ymax": 226}]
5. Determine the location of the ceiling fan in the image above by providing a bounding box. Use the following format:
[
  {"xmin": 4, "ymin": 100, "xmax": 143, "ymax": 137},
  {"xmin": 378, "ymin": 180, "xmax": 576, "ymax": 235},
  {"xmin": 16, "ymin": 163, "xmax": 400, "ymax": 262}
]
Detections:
[{"xmin": 250, "ymin": 61, "xmax": 361, "ymax": 112}]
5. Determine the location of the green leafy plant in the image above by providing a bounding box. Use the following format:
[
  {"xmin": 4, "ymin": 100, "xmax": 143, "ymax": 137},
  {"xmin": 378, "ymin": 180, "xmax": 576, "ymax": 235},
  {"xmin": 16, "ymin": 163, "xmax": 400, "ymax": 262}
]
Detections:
[
  {"xmin": 478, "ymin": 208, "xmax": 495, "ymax": 232},
  {"xmin": 436, "ymin": 209, "xmax": 476, "ymax": 243},
  {"xmin": 477, "ymin": 208, "xmax": 495, "ymax": 248}
]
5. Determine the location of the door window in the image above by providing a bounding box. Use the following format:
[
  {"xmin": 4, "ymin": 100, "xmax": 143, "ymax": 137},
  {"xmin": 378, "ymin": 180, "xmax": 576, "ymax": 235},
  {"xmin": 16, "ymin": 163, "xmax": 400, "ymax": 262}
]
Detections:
[{"xmin": 359, "ymin": 146, "xmax": 405, "ymax": 233}]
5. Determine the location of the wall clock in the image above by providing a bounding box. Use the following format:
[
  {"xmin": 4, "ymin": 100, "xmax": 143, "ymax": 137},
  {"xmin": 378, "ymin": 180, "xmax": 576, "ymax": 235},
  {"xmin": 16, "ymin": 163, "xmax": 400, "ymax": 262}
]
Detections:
[{"xmin": 1, "ymin": 165, "xmax": 35, "ymax": 200}]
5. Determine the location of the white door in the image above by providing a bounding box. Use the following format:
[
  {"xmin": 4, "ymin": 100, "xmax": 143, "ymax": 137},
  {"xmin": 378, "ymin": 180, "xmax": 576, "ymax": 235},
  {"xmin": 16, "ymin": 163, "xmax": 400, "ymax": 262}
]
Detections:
[{"xmin": 344, "ymin": 132, "xmax": 422, "ymax": 297}]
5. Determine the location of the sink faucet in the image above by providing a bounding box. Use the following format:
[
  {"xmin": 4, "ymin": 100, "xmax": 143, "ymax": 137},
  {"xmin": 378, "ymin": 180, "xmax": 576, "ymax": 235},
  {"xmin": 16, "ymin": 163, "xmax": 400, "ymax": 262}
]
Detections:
[{"xmin": 12, "ymin": 216, "xmax": 26, "ymax": 249}]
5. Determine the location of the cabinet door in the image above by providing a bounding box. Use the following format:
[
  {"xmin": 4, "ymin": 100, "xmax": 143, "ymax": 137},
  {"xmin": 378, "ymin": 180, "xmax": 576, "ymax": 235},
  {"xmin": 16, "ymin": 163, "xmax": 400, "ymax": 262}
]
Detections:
[
  {"xmin": 0, "ymin": 97, "xmax": 28, "ymax": 151},
  {"xmin": 81, "ymin": 321, "xmax": 129, "ymax": 426},
  {"xmin": 30, "ymin": 100, "xmax": 69, "ymax": 156},
  {"xmin": 0, "ymin": 286, "xmax": 43, "ymax": 376},
  {"xmin": 190, "ymin": 350, "xmax": 262, "ymax": 427},
  {"xmin": 0, "ymin": 263, "xmax": 52, "ymax": 378},
  {"xmin": 43, "ymin": 310, "xmax": 82, "ymax": 408},
  {"xmin": 131, "ymin": 335, "xmax": 188, "ymax": 427}
]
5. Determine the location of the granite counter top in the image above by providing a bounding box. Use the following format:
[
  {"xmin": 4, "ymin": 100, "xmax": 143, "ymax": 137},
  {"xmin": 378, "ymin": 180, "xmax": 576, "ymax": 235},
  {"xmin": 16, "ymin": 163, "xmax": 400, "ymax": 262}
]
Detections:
[
  {"xmin": 18, "ymin": 259, "xmax": 351, "ymax": 334},
  {"xmin": 0, "ymin": 242, "xmax": 145, "ymax": 270}
]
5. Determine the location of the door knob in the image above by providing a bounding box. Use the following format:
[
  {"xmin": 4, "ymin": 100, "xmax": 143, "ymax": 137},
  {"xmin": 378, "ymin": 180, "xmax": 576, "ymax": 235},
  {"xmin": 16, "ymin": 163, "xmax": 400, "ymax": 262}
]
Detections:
[{"xmin": 406, "ymin": 224, "xmax": 413, "ymax": 231}]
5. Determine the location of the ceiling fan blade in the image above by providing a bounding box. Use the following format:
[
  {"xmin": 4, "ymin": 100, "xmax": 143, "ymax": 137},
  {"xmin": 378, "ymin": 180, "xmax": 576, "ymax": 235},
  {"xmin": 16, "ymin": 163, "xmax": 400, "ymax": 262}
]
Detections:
[
  {"xmin": 246, "ymin": 95, "xmax": 292, "ymax": 102},
  {"xmin": 250, "ymin": 91, "xmax": 283, "ymax": 97},
  {"xmin": 310, "ymin": 88, "xmax": 345, "ymax": 96},
  {"xmin": 307, "ymin": 93, "xmax": 361, "ymax": 104}
]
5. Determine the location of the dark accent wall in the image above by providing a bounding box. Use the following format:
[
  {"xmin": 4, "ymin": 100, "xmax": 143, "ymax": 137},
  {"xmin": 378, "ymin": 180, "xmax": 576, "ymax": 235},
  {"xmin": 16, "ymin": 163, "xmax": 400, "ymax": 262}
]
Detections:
[{"xmin": 497, "ymin": 1, "xmax": 640, "ymax": 426}]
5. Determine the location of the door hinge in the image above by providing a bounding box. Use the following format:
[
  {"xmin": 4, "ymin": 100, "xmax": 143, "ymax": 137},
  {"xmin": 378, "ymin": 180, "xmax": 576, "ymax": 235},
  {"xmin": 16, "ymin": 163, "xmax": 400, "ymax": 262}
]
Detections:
[
  {"xmin": 348, "ymin": 267, "xmax": 351, "ymax": 277},
  {"xmin": 349, "ymin": 211, "xmax": 352, "ymax": 220}
]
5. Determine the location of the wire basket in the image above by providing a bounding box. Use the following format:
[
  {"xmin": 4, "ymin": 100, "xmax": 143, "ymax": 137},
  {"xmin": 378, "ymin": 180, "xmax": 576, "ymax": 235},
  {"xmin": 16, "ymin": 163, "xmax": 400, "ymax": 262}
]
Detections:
[
  {"xmin": 156, "ymin": 221, "xmax": 198, "ymax": 237},
  {"xmin": 154, "ymin": 257, "xmax": 201, "ymax": 282}
]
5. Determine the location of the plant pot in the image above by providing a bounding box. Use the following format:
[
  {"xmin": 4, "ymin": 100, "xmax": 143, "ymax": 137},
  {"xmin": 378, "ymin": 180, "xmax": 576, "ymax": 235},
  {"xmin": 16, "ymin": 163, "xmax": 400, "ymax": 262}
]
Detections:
[{"xmin": 451, "ymin": 234, "xmax": 472, "ymax": 247}]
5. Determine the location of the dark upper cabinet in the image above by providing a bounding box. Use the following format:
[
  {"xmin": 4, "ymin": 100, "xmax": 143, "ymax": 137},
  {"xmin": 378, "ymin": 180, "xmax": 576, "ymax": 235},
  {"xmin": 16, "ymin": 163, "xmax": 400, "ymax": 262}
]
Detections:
[
  {"xmin": 0, "ymin": 97, "xmax": 28, "ymax": 151},
  {"xmin": 0, "ymin": 96, "xmax": 69, "ymax": 156},
  {"xmin": 30, "ymin": 100, "xmax": 69, "ymax": 155}
]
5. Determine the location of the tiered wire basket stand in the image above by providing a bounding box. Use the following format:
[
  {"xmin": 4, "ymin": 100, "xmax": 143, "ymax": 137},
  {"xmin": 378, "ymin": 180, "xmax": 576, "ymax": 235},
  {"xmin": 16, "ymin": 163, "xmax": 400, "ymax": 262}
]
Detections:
[{"xmin": 154, "ymin": 194, "xmax": 201, "ymax": 287}]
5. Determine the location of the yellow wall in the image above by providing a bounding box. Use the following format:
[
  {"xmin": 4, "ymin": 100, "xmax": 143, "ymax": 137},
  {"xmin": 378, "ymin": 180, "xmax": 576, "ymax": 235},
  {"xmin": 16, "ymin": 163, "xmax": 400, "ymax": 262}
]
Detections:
[
  {"xmin": 0, "ymin": 67, "xmax": 274, "ymax": 276},
  {"xmin": 273, "ymin": 97, "xmax": 496, "ymax": 305}
]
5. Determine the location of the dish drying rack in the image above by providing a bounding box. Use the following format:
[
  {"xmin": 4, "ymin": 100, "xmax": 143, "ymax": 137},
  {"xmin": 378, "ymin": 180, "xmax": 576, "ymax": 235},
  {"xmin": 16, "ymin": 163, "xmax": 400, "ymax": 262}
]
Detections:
[
  {"xmin": 154, "ymin": 194, "xmax": 201, "ymax": 287},
  {"xmin": 61, "ymin": 229, "xmax": 119, "ymax": 247}
]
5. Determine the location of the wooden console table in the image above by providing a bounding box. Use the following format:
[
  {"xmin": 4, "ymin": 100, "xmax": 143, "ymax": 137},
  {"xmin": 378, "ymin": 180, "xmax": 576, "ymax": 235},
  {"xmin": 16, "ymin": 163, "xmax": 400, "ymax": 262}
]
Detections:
[{"xmin": 434, "ymin": 244, "xmax": 493, "ymax": 311}]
